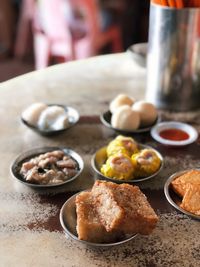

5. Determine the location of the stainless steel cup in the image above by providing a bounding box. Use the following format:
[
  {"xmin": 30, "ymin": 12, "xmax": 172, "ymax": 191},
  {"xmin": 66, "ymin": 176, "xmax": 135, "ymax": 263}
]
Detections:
[{"xmin": 146, "ymin": 4, "xmax": 200, "ymax": 111}]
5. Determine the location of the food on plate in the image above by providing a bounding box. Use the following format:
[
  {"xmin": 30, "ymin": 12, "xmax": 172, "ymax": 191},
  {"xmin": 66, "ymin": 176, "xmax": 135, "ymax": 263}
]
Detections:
[
  {"xmin": 75, "ymin": 180, "xmax": 158, "ymax": 243},
  {"xmin": 111, "ymin": 105, "xmax": 140, "ymax": 131},
  {"xmin": 22, "ymin": 103, "xmax": 69, "ymax": 131},
  {"xmin": 99, "ymin": 135, "xmax": 161, "ymax": 180},
  {"xmin": 109, "ymin": 94, "xmax": 135, "ymax": 113},
  {"xmin": 75, "ymin": 191, "xmax": 122, "ymax": 243},
  {"xmin": 107, "ymin": 135, "xmax": 138, "ymax": 157},
  {"xmin": 21, "ymin": 102, "xmax": 47, "ymax": 127},
  {"xmin": 180, "ymin": 184, "xmax": 200, "ymax": 216},
  {"xmin": 131, "ymin": 149, "xmax": 161, "ymax": 178},
  {"xmin": 108, "ymin": 94, "xmax": 158, "ymax": 131},
  {"xmin": 171, "ymin": 169, "xmax": 200, "ymax": 197},
  {"xmin": 101, "ymin": 153, "xmax": 134, "ymax": 180},
  {"xmin": 170, "ymin": 169, "xmax": 200, "ymax": 216},
  {"xmin": 132, "ymin": 101, "xmax": 158, "ymax": 127},
  {"xmin": 38, "ymin": 106, "xmax": 69, "ymax": 130},
  {"xmin": 92, "ymin": 181, "xmax": 158, "ymax": 234},
  {"xmin": 20, "ymin": 150, "xmax": 79, "ymax": 185}
]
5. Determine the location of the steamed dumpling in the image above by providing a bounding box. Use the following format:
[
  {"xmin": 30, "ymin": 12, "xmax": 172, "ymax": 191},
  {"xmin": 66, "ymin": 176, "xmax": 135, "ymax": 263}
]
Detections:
[
  {"xmin": 132, "ymin": 101, "xmax": 157, "ymax": 127},
  {"xmin": 107, "ymin": 135, "xmax": 138, "ymax": 157},
  {"xmin": 22, "ymin": 103, "xmax": 47, "ymax": 127},
  {"xmin": 111, "ymin": 105, "xmax": 140, "ymax": 131},
  {"xmin": 38, "ymin": 106, "xmax": 69, "ymax": 130},
  {"xmin": 131, "ymin": 149, "xmax": 161, "ymax": 178},
  {"xmin": 101, "ymin": 153, "xmax": 134, "ymax": 180},
  {"xmin": 109, "ymin": 94, "xmax": 135, "ymax": 113}
]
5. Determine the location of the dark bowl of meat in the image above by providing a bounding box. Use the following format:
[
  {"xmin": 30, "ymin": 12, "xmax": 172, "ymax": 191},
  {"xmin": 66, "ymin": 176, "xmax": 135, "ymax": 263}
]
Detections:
[{"xmin": 10, "ymin": 147, "xmax": 84, "ymax": 188}]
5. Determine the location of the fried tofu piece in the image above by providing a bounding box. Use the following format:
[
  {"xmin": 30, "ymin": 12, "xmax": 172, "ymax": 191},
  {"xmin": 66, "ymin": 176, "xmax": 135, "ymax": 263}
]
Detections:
[
  {"xmin": 92, "ymin": 180, "xmax": 158, "ymax": 235},
  {"xmin": 180, "ymin": 184, "xmax": 200, "ymax": 216},
  {"xmin": 75, "ymin": 191, "xmax": 122, "ymax": 243},
  {"xmin": 171, "ymin": 170, "xmax": 200, "ymax": 197}
]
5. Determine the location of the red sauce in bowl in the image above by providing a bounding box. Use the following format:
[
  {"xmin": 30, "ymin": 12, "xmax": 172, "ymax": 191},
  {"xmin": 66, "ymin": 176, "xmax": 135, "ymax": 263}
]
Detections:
[{"xmin": 159, "ymin": 128, "xmax": 189, "ymax": 141}]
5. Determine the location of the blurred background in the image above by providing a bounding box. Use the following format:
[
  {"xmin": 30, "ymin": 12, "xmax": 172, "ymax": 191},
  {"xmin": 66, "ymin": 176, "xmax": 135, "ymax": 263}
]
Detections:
[{"xmin": 0, "ymin": 0, "xmax": 150, "ymax": 82}]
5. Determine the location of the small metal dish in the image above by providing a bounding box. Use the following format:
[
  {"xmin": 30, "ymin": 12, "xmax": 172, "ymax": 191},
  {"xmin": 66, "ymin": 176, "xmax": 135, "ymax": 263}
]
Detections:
[
  {"xmin": 150, "ymin": 121, "xmax": 198, "ymax": 146},
  {"xmin": 91, "ymin": 144, "xmax": 163, "ymax": 183},
  {"xmin": 100, "ymin": 110, "xmax": 161, "ymax": 134},
  {"xmin": 127, "ymin": 42, "xmax": 147, "ymax": 68},
  {"xmin": 60, "ymin": 191, "xmax": 138, "ymax": 247},
  {"xmin": 164, "ymin": 169, "xmax": 200, "ymax": 220},
  {"xmin": 10, "ymin": 147, "xmax": 84, "ymax": 188},
  {"xmin": 21, "ymin": 104, "xmax": 79, "ymax": 136}
]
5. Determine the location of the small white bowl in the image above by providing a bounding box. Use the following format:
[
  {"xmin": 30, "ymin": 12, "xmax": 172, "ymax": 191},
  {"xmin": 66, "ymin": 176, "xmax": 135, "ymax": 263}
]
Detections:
[{"xmin": 150, "ymin": 121, "xmax": 198, "ymax": 146}]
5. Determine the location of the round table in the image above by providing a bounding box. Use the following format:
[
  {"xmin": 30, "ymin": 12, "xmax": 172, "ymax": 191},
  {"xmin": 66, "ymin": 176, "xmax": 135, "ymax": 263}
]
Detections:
[{"xmin": 0, "ymin": 52, "xmax": 199, "ymax": 267}]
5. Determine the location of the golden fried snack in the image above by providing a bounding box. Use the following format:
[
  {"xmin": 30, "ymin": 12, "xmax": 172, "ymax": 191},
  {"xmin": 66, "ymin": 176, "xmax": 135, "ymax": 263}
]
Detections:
[
  {"xmin": 101, "ymin": 153, "xmax": 134, "ymax": 180},
  {"xmin": 171, "ymin": 170, "xmax": 200, "ymax": 197},
  {"xmin": 107, "ymin": 135, "xmax": 138, "ymax": 157},
  {"xmin": 131, "ymin": 149, "xmax": 161, "ymax": 178},
  {"xmin": 180, "ymin": 184, "xmax": 200, "ymax": 216},
  {"xmin": 75, "ymin": 191, "xmax": 122, "ymax": 243},
  {"xmin": 92, "ymin": 180, "xmax": 158, "ymax": 235}
]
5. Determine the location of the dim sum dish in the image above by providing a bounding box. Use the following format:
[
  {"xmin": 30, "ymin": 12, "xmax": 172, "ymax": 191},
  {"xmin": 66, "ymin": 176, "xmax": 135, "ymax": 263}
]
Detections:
[
  {"xmin": 100, "ymin": 110, "xmax": 160, "ymax": 134},
  {"xmin": 164, "ymin": 169, "xmax": 200, "ymax": 220},
  {"xmin": 91, "ymin": 135, "xmax": 163, "ymax": 183},
  {"xmin": 10, "ymin": 147, "xmax": 84, "ymax": 188},
  {"xmin": 21, "ymin": 103, "xmax": 79, "ymax": 136},
  {"xmin": 60, "ymin": 180, "xmax": 158, "ymax": 246},
  {"xmin": 101, "ymin": 95, "xmax": 160, "ymax": 134}
]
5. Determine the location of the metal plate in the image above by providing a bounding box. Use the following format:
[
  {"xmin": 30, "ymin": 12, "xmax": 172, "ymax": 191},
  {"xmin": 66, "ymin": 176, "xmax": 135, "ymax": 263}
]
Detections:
[
  {"xmin": 100, "ymin": 110, "xmax": 161, "ymax": 134},
  {"xmin": 21, "ymin": 104, "xmax": 79, "ymax": 136},
  {"xmin": 164, "ymin": 169, "xmax": 200, "ymax": 221},
  {"xmin": 127, "ymin": 42, "xmax": 147, "ymax": 68},
  {"xmin": 60, "ymin": 191, "xmax": 138, "ymax": 247},
  {"xmin": 91, "ymin": 144, "xmax": 163, "ymax": 183},
  {"xmin": 10, "ymin": 147, "xmax": 84, "ymax": 188}
]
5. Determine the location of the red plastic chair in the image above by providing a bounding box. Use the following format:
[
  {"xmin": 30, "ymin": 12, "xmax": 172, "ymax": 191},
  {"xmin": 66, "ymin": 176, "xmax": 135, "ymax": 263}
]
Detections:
[
  {"xmin": 33, "ymin": 0, "xmax": 123, "ymax": 66},
  {"xmin": 15, "ymin": 0, "xmax": 74, "ymax": 69},
  {"xmin": 15, "ymin": 0, "xmax": 123, "ymax": 69},
  {"xmin": 68, "ymin": 0, "xmax": 123, "ymax": 59}
]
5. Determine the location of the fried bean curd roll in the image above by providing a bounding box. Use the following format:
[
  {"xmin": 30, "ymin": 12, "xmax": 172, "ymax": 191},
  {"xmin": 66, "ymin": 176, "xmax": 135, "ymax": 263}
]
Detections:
[
  {"xmin": 131, "ymin": 149, "xmax": 161, "ymax": 178},
  {"xmin": 107, "ymin": 135, "xmax": 138, "ymax": 157},
  {"xmin": 101, "ymin": 153, "xmax": 135, "ymax": 180}
]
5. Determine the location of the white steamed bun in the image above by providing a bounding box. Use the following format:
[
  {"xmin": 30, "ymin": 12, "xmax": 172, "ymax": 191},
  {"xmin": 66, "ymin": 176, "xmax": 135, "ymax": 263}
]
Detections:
[
  {"xmin": 22, "ymin": 103, "xmax": 47, "ymax": 127},
  {"xmin": 132, "ymin": 101, "xmax": 157, "ymax": 127},
  {"xmin": 109, "ymin": 94, "xmax": 135, "ymax": 113},
  {"xmin": 111, "ymin": 105, "xmax": 140, "ymax": 130},
  {"xmin": 38, "ymin": 106, "xmax": 69, "ymax": 130}
]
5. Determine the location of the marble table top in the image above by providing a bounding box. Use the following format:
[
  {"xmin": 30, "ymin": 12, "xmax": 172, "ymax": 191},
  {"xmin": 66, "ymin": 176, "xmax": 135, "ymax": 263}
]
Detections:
[{"xmin": 0, "ymin": 52, "xmax": 199, "ymax": 267}]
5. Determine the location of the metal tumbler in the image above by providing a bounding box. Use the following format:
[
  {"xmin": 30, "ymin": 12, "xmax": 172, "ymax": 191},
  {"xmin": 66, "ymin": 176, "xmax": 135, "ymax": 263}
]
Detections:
[{"xmin": 146, "ymin": 4, "xmax": 200, "ymax": 111}]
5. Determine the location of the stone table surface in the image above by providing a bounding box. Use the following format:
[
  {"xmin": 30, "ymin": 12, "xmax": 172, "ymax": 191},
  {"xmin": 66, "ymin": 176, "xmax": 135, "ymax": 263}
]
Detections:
[{"xmin": 0, "ymin": 52, "xmax": 199, "ymax": 267}]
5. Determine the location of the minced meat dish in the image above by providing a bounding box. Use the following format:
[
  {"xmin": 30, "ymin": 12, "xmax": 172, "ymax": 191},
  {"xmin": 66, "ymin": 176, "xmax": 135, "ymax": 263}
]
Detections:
[{"xmin": 20, "ymin": 150, "xmax": 79, "ymax": 185}]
